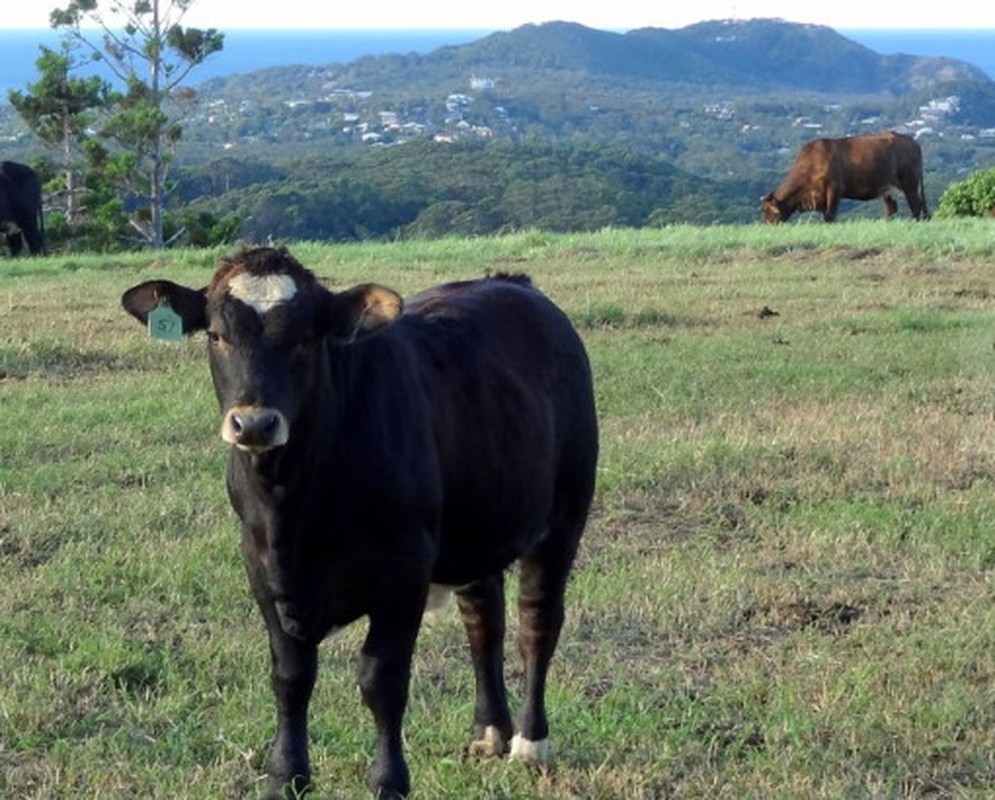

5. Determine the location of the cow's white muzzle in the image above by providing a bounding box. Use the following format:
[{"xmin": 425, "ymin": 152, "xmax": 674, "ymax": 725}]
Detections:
[{"xmin": 221, "ymin": 405, "xmax": 289, "ymax": 452}]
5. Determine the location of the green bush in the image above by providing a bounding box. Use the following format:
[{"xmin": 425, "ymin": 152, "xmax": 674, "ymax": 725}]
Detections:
[{"xmin": 936, "ymin": 167, "xmax": 995, "ymax": 218}]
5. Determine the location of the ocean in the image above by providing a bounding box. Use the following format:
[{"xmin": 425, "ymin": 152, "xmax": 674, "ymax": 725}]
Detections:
[
  {"xmin": 842, "ymin": 28, "xmax": 995, "ymax": 79},
  {"xmin": 0, "ymin": 29, "xmax": 490, "ymax": 95},
  {"xmin": 1, "ymin": 27, "xmax": 993, "ymax": 97}
]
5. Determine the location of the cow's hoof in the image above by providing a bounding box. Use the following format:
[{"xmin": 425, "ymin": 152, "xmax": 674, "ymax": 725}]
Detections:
[
  {"xmin": 263, "ymin": 774, "xmax": 311, "ymax": 800},
  {"xmin": 509, "ymin": 734, "xmax": 550, "ymax": 767},
  {"xmin": 468, "ymin": 725, "xmax": 508, "ymax": 759},
  {"xmin": 367, "ymin": 760, "xmax": 410, "ymax": 800}
]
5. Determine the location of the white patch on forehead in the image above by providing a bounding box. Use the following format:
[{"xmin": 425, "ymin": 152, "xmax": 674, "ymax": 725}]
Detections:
[{"xmin": 228, "ymin": 272, "xmax": 298, "ymax": 315}]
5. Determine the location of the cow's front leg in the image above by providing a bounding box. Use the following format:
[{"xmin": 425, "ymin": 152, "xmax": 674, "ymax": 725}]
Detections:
[
  {"xmin": 358, "ymin": 589, "xmax": 425, "ymax": 798},
  {"xmin": 263, "ymin": 628, "xmax": 318, "ymax": 799},
  {"xmin": 822, "ymin": 187, "xmax": 840, "ymax": 222}
]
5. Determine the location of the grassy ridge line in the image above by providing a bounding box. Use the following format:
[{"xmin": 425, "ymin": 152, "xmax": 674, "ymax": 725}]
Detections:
[
  {"xmin": 1, "ymin": 217, "xmax": 993, "ymax": 282},
  {"xmin": 2, "ymin": 220, "xmax": 995, "ymax": 798}
]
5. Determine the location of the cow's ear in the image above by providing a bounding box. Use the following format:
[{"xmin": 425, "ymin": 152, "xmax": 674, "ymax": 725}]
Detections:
[
  {"xmin": 322, "ymin": 283, "xmax": 403, "ymax": 341},
  {"xmin": 121, "ymin": 280, "xmax": 208, "ymax": 334}
]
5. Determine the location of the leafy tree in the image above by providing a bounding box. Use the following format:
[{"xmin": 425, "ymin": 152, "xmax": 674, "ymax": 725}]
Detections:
[
  {"xmin": 49, "ymin": 0, "xmax": 223, "ymax": 248},
  {"xmin": 7, "ymin": 41, "xmax": 113, "ymax": 233},
  {"xmin": 166, "ymin": 207, "xmax": 240, "ymax": 247}
]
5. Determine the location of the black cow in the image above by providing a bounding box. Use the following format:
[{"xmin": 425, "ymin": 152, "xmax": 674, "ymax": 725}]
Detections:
[
  {"xmin": 0, "ymin": 161, "xmax": 45, "ymax": 256},
  {"xmin": 121, "ymin": 246, "xmax": 598, "ymax": 799}
]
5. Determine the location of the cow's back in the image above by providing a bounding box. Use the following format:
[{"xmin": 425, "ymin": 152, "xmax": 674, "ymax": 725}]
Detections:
[
  {"xmin": 836, "ymin": 136, "xmax": 885, "ymax": 198},
  {"xmin": 402, "ymin": 276, "xmax": 597, "ymax": 583}
]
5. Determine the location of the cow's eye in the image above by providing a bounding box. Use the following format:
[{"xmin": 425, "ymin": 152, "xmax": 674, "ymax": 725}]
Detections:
[{"xmin": 207, "ymin": 330, "xmax": 226, "ymax": 346}]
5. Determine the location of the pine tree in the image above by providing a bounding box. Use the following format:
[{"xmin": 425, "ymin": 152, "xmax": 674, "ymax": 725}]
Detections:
[
  {"xmin": 49, "ymin": 0, "xmax": 223, "ymax": 248},
  {"xmin": 8, "ymin": 41, "xmax": 112, "ymax": 231}
]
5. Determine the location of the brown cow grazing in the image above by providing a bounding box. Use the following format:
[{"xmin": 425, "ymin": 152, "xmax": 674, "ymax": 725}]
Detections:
[
  {"xmin": 121, "ymin": 246, "xmax": 598, "ymax": 799},
  {"xmin": 761, "ymin": 131, "xmax": 929, "ymax": 223}
]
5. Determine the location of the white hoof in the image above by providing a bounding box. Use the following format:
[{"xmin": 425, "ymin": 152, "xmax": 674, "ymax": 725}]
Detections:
[
  {"xmin": 509, "ymin": 734, "xmax": 550, "ymax": 766},
  {"xmin": 468, "ymin": 725, "xmax": 507, "ymax": 758}
]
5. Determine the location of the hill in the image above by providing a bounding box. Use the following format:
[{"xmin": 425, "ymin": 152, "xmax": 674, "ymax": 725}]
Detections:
[
  {"xmin": 185, "ymin": 18, "xmax": 995, "ymax": 177},
  {"xmin": 4, "ymin": 18, "xmax": 995, "ymax": 242},
  {"xmin": 199, "ymin": 19, "xmax": 988, "ymax": 98},
  {"xmin": 419, "ymin": 19, "xmax": 988, "ymax": 93}
]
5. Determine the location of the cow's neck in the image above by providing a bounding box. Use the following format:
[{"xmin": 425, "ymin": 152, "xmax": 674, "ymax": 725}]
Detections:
[{"xmin": 234, "ymin": 419, "xmax": 325, "ymax": 502}]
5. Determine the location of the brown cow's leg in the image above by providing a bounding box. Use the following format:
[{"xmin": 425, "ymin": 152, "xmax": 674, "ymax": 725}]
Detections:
[
  {"xmin": 883, "ymin": 194, "xmax": 899, "ymax": 218},
  {"xmin": 918, "ymin": 185, "xmax": 930, "ymax": 219},
  {"xmin": 457, "ymin": 573, "xmax": 513, "ymax": 757},
  {"xmin": 903, "ymin": 183, "xmax": 929, "ymax": 219},
  {"xmin": 822, "ymin": 189, "xmax": 839, "ymax": 222}
]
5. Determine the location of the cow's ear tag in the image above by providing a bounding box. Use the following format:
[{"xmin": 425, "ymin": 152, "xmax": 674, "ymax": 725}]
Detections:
[{"xmin": 148, "ymin": 300, "xmax": 183, "ymax": 341}]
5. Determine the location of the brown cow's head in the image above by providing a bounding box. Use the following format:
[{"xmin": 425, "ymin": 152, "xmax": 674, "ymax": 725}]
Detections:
[
  {"xmin": 122, "ymin": 246, "xmax": 402, "ymax": 454},
  {"xmin": 760, "ymin": 193, "xmax": 791, "ymax": 224}
]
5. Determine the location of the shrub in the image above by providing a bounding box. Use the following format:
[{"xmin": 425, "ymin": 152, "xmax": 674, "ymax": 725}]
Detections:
[{"xmin": 936, "ymin": 167, "xmax": 995, "ymax": 218}]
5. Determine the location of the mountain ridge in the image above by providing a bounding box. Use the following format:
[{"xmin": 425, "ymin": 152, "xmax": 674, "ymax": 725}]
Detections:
[
  {"xmin": 200, "ymin": 18, "xmax": 990, "ymax": 97},
  {"xmin": 86, "ymin": 18, "xmax": 995, "ymax": 239}
]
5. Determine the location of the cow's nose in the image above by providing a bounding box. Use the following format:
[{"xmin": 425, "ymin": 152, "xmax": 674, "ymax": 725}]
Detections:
[
  {"xmin": 222, "ymin": 406, "xmax": 289, "ymax": 451},
  {"xmin": 230, "ymin": 408, "xmax": 279, "ymax": 439}
]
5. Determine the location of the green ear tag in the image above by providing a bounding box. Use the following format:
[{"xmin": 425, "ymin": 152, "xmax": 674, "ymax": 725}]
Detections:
[{"xmin": 148, "ymin": 301, "xmax": 184, "ymax": 341}]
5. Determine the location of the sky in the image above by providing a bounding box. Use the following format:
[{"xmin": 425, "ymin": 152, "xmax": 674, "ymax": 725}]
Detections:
[{"xmin": 5, "ymin": 0, "xmax": 994, "ymax": 31}]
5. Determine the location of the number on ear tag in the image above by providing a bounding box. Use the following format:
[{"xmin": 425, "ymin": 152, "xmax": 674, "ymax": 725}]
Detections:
[{"xmin": 148, "ymin": 301, "xmax": 184, "ymax": 341}]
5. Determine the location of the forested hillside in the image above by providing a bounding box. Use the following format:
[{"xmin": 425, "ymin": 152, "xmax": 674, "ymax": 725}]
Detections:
[
  {"xmin": 178, "ymin": 141, "xmax": 741, "ymax": 241},
  {"xmin": 5, "ymin": 18, "xmax": 995, "ymax": 243}
]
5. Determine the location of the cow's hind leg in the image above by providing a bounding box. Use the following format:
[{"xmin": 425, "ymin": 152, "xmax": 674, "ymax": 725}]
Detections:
[
  {"xmin": 457, "ymin": 573, "xmax": 513, "ymax": 758},
  {"xmin": 883, "ymin": 194, "xmax": 899, "ymax": 218},
  {"xmin": 901, "ymin": 179, "xmax": 929, "ymax": 219},
  {"xmin": 512, "ymin": 522, "xmax": 584, "ymax": 766}
]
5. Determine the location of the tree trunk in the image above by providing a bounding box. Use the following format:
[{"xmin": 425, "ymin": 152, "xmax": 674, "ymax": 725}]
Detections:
[{"xmin": 149, "ymin": 0, "xmax": 165, "ymax": 249}]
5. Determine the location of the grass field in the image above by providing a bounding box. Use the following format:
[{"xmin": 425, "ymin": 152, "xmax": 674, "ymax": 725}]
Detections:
[{"xmin": 3, "ymin": 220, "xmax": 995, "ymax": 798}]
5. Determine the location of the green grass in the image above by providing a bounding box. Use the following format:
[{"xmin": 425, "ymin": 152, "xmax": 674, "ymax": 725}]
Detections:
[{"xmin": 3, "ymin": 220, "xmax": 995, "ymax": 798}]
